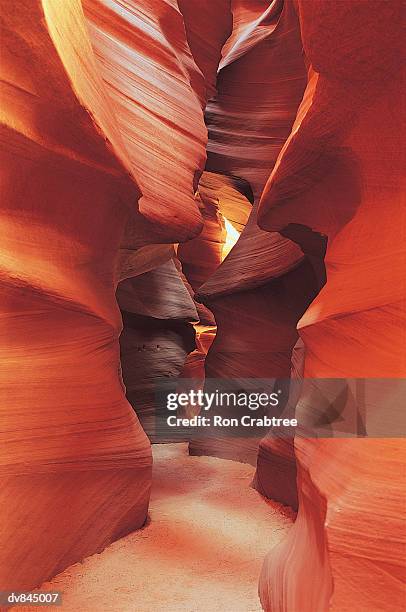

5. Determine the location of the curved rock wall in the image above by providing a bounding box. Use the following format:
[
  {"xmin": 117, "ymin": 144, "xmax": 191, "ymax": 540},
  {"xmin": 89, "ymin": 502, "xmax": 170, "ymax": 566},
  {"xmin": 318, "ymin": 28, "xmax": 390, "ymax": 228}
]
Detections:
[
  {"xmin": 187, "ymin": 0, "xmax": 324, "ymax": 496},
  {"xmin": 0, "ymin": 0, "xmax": 209, "ymax": 591},
  {"xmin": 118, "ymin": 259, "xmax": 198, "ymax": 441},
  {"xmin": 1, "ymin": 1, "xmax": 404, "ymax": 609},
  {"xmin": 258, "ymin": 1, "xmax": 405, "ymax": 610}
]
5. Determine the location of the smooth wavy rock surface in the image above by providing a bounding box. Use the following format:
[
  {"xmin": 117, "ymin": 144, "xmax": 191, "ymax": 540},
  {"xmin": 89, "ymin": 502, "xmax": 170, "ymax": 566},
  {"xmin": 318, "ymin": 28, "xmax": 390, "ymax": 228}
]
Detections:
[
  {"xmin": 118, "ymin": 260, "xmax": 197, "ymax": 441},
  {"xmin": 190, "ymin": 0, "xmax": 322, "ymax": 481},
  {"xmin": 201, "ymin": 0, "xmax": 307, "ymax": 296},
  {"xmin": 1, "ymin": 0, "xmax": 404, "ymax": 608},
  {"xmin": 190, "ymin": 256, "xmax": 322, "ymax": 467},
  {"xmin": 0, "ymin": 0, "xmax": 213, "ymax": 591},
  {"xmin": 0, "ymin": 0, "xmax": 150, "ymax": 591},
  {"xmin": 206, "ymin": 0, "xmax": 306, "ymax": 202},
  {"xmin": 81, "ymin": 0, "xmax": 207, "ymax": 241},
  {"xmin": 178, "ymin": 181, "xmax": 226, "ymax": 293},
  {"xmin": 258, "ymin": 2, "xmax": 406, "ymax": 610},
  {"xmin": 178, "ymin": 0, "xmax": 232, "ymax": 101}
]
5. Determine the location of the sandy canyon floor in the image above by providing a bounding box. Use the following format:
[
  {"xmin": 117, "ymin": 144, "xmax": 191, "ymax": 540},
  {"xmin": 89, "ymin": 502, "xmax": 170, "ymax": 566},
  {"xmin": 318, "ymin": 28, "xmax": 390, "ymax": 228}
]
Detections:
[{"xmin": 23, "ymin": 444, "xmax": 294, "ymax": 612}]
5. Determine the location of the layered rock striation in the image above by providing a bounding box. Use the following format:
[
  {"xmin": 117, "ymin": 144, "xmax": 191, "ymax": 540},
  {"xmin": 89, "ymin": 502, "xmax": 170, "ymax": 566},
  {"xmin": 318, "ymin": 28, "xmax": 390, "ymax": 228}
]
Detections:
[{"xmin": 258, "ymin": 2, "xmax": 406, "ymax": 610}]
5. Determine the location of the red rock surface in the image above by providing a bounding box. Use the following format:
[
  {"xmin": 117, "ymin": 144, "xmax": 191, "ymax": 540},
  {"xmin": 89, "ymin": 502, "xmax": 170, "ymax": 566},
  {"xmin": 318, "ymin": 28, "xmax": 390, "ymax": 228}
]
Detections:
[
  {"xmin": 118, "ymin": 260, "xmax": 198, "ymax": 441},
  {"xmin": 257, "ymin": 2, "xmax": 405, "ymax": 610},
  {"xmin": 1, "ymin": 0, "xmax": 404, "ymax": 609},
  {"xmin": 0, "ymin": 0, "xmax": 207, "ymax": 591},
  {"xmin": 188, "ymin": 1, "xmax": 324, "ymax": 494},
  {"xmin": 80, "ymin": 0, "xmax": 207, "ymax": 241}
]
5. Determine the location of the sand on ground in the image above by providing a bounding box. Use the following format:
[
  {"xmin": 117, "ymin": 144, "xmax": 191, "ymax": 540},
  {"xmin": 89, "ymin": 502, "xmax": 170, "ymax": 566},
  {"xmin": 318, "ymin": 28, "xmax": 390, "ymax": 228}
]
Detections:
[{"xmin": 21, "ymin": 443, "xmax": 294, "ymax": 612}]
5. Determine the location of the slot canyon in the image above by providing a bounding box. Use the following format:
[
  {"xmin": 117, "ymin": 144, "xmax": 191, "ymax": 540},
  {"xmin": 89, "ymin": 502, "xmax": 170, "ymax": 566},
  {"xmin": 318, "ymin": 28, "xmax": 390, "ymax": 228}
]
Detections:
[{"xmin": 0, "ymin": 1, "xmax": 405, "ymax": 611}]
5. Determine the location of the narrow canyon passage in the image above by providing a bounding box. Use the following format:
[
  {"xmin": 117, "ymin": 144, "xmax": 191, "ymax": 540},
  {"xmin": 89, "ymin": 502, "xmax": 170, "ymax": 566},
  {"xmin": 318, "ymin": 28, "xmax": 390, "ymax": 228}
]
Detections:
[
  {"xmin": 27, "ymin": 444, "xmax": 293, "ymax": 612},
  {"xmin": 1, "ymin": 2, "xmax": 404, "ymax": 610}
]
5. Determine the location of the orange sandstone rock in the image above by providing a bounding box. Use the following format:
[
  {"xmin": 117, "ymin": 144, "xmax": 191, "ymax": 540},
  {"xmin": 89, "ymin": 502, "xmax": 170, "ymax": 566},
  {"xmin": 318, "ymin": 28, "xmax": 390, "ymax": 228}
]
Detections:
[
  {"xmin": 0, "ymin": 0, "xmax": 209, "ymax": 591},
  {"xmin": 258, "ymin": 2, "xmax": 406, "ymax": 610}
]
